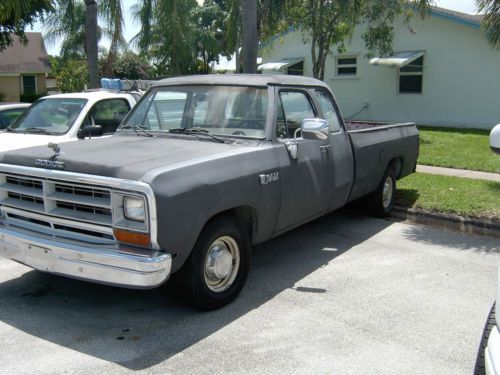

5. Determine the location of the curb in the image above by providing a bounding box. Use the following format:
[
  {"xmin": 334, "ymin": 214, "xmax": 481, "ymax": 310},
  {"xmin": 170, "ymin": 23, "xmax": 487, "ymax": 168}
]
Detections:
[{"xmin": 392, "ymin": 206, "xmax": 500, "ymax": 238}]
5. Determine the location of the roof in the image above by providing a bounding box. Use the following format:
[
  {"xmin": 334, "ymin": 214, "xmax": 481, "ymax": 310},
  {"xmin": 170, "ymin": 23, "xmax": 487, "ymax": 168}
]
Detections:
[
  {"xmin": 154, "ymin": 74, "xmax": 327, "ymax": 88},
  {"xmin": 430, "ymin": 6, "xmax": 482, "ymax": 29},
  {"xmin": 0, "ymin": 32, "xmax": 51, "ymax": 74},
  {"xmin": 44, "ymin": 91, "xmax": 135, "ymax": 101}
]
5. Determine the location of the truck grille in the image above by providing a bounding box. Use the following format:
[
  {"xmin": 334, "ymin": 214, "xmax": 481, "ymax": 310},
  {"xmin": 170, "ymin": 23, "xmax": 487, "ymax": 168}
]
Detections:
[{"xmin": 0, "ymin": 173, "xmax": 115, "ymax": 244}]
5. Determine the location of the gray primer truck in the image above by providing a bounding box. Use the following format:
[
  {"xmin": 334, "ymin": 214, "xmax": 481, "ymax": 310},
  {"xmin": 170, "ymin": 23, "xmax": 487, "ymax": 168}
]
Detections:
[{"xmin": 0, "ymin": 75, "xmax": 419, "ymax": 309}]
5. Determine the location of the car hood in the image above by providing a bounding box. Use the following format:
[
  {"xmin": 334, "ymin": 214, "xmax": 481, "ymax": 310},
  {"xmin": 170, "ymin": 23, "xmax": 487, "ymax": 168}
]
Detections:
[
  {"xmin": 0, "ymin": 132, "xmax": 72, "ymax": 152},
  {"xmin": 0, "ymin": 134, "xmax": 262, "ymax": 181}
]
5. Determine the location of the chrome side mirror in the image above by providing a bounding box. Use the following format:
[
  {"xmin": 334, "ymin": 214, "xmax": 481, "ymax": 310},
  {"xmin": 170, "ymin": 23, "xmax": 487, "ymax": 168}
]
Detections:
[{"xmin": 301, "ymin": 118, "xmax": 329, "ymax": 140}]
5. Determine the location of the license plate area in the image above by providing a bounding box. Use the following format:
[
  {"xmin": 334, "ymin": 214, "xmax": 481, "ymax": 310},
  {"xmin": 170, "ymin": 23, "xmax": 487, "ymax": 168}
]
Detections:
[{"xmin": 24, "ymin": 244, "xmax": 55, "ymax": 272}]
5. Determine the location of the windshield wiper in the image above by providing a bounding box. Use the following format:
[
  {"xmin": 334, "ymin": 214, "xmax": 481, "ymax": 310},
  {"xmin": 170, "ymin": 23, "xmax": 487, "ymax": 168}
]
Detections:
[
  {"xmin": 168, "ymin": 128, "xmax": 225, "ymax": 143},
  {"xmin": 120, "ymin": 125, "xmax": 154, "ymax": 137},
  {"xmin": 18, "ymin": 127, "xmax": 52, "ymax": 134}
]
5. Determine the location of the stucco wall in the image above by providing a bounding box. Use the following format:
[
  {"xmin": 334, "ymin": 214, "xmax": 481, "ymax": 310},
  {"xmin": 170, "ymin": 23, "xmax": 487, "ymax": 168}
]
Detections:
[
  {"xmin": 260, "ymin": 15, "xmax": 500, "ymax": 130},
  {"xmin": 0, "ymin": 76, "xmax": 21, "ymax": 102}
]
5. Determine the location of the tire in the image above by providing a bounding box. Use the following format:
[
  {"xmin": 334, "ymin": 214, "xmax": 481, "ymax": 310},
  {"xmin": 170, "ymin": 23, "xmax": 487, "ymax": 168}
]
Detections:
[
  {"xmin": 474, "ymin": 303, "xmax": 496, "ymax": 375},
  {"xmin": 368, "ymin": 167, "xmax": 396, "ymax": 217},
  {"xmin": 176, "ymin": 216, "xmax": 250, "ymax": 310}
]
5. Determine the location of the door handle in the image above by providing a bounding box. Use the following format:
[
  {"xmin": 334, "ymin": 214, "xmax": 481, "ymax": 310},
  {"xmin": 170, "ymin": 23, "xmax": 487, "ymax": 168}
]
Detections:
[{"xmin": 320, "ymin": 145, "xmax": 331, "ymax": 153}]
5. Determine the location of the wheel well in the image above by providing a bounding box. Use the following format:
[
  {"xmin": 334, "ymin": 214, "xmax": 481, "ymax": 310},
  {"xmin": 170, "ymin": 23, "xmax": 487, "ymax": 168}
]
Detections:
[
  {"xmin": 388, "ymin": 158, "xmax": 403, "ymax": 179},
  {"xmin": 206, "ymin": 206, "xmax": 257, "ymax": 242}
]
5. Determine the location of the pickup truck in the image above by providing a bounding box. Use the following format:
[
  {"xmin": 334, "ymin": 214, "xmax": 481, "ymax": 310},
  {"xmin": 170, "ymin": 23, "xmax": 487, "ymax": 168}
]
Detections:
[
  {"xmin": 0, "ymin": 75, "xmax": 418, "ymax": 309},
  {"xmin": 0, "ymin": 91, "xmax": 138, "ymax": 152}
]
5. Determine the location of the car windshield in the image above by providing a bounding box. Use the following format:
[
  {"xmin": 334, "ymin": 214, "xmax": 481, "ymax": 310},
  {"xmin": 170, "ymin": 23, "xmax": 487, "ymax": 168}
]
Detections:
[
  {"xmin": 9, "ymin": 98, "xmax": 87, "ymax": 135},
  {"xmin": 119, "ymin": 85, "xmax": 268, "ymax": 139}
]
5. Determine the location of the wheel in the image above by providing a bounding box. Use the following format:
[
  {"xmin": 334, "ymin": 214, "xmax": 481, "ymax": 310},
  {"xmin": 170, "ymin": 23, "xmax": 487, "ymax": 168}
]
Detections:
[
  {"xmin": 176, "ymin": 216, "xmax": 250, "ymax": 310},
  {"xmin": 474, "ymin": 303, "xmax": 496, "ymax": 375},
  {"xmin": 368, "ymin": 167, "xmax": 396, "ymax": 217}
]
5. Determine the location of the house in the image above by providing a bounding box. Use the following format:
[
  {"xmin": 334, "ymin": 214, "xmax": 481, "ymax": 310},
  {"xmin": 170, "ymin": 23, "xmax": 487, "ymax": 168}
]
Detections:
[
  {"xmin": 0, "ymin": 32, "xmax": 51, "ymax": 102},
  {"xmin": 259, "ymin": 7, "xmax": 500, "ymax": 130}
]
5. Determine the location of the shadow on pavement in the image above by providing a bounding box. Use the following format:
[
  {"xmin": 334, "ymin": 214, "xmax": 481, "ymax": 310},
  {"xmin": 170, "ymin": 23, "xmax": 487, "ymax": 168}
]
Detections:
[
  {"xmin": 401, "ymin": 223, "xmax": 500, "ymax": 253},
  {"xmin": 0, "ymin": 211, "xmax": 393, "ymax": 370}
]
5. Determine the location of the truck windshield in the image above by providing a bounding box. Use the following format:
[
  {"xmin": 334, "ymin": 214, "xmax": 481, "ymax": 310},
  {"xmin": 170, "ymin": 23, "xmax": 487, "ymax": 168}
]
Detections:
[
  {"xmin": 8, "ymin": 98, "xmax": 87, "ymax": 135},
  {"xmin": 120, "ymin": 85, "xmax": 268, "ymax": 139}
]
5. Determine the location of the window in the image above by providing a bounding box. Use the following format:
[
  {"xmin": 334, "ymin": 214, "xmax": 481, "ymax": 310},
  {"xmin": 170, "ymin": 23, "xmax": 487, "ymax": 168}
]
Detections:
[
  {"xmin": 276, "ymin": 91, "xmax": 315, "ymax": 139},
  {"xmin": 286, "ymin": 61, "xmax": 304, "ymax": 76},
  {"xmin": 22, "ymin": 75, "xmax": 36, "ymax": 94},
  {"xmin": 336, "ymin": 57, "xmax": 357, "ymax": 77},
  {"xmin": 0, "ymin": 109, "xmax": 27, "ymax": 129},
  {"xmin": 121, "ymin": 86, "xmax": 268, "ymax": 139},
  {"xmin": 87, "ymin": 99, "xmax": 131, "ymax": 134},
  {"xmin": 399, "ymin": 56, "xmax": 424, "ymax": 94},
  {"xmin": 314, "ymin": 90, "xmax": 342, "ymax": 133}
]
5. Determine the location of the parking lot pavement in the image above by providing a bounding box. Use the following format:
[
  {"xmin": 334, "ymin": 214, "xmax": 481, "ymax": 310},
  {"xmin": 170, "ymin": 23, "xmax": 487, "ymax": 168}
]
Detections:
[{"xmin": 0, "ymin": 212, "xmax": 498, "ymax": 375}]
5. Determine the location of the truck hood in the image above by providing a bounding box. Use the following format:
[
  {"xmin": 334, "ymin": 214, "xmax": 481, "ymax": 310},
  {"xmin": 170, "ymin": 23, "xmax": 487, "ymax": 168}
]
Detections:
[
  {"xmin": 0, "ymin": 134, "xmax": 261, "ymax": 181},
  {"xmin": 0, "ymin": 132, "xmax": 71, "ymax": 152}
]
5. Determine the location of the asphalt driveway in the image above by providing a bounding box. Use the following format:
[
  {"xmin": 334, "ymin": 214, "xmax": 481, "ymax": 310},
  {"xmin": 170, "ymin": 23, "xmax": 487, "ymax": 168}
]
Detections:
[{"xmin": 0, "ymin": 212, "xmax": 498, "ymax": 374}]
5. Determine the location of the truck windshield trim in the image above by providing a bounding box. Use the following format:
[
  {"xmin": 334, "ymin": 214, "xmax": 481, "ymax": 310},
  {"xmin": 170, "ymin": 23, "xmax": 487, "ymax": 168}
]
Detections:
[
  {"xmin": 119, "ymin": 85, "xmax": 268, "ymax": 140},
  {"xmin": 8, "ymin": 98, "xmax": 88, "ymax": 135}
]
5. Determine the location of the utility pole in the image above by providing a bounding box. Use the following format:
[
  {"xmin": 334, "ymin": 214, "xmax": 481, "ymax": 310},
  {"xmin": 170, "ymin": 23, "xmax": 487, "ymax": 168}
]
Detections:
[{"xmin": 240, "ymin": 0, "xmax": 257, "ymax": 73}]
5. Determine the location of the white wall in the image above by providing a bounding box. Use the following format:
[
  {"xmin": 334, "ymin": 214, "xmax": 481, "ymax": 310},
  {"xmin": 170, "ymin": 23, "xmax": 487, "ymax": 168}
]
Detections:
[{"xmin": 260, "ymin": 15, "xmax": 500, "ymax": 130}]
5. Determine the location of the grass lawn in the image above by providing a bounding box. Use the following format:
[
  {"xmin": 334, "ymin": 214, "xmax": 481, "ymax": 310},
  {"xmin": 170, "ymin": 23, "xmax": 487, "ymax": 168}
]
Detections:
[
  {"xmin": 396, "ymin": 172, "xmax": 500, "ymax": 220},
  {"xmin": 418, "ymin": 126, "xmax": 499, "ymax": 174}
]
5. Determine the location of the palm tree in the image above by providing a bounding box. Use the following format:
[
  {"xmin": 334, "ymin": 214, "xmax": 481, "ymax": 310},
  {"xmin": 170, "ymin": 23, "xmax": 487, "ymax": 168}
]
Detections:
[
  {"xmin": 99, "ymin": 0, "xmax": 126, "ymax": 76},
  {"xmin": 477, "ymin": 0, "xmax": 500, "ymax": 49},
  {"xmin": 84, "ymin": 0, "xmax": 99, "ymax": 88}
]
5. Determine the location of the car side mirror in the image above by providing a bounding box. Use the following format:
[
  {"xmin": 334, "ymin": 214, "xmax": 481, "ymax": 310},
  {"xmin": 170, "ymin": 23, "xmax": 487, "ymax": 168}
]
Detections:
[
  {"xmin": 301, "ymin": 118, "xmax": 329, "ymax": 140},
  {"xmin": 78, "ymin": 124, "xmax": 103, "ymax": 139}
]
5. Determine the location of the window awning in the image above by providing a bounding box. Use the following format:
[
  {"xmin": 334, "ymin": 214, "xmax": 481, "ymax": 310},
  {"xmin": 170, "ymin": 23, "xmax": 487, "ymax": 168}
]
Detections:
[
  {"xmin": 369, "ymin": 51, "xmax": 425, "ymax": 68},
  {"xmin": 257, "ymin": 58, "xmax": 304, "ymax": 72}
]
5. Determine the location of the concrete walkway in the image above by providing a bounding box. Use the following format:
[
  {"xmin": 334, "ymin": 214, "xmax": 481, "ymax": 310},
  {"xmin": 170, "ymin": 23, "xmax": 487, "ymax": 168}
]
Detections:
[{"xmin": 417, "ymin": 165, "xmax": 500, "ymax": 182}]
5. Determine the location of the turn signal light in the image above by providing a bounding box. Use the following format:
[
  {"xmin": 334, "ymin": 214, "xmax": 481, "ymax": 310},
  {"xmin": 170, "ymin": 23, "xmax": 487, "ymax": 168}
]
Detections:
[{"xmin": 113, "ymin": 229, "xmax": 151, "ymax": 247}]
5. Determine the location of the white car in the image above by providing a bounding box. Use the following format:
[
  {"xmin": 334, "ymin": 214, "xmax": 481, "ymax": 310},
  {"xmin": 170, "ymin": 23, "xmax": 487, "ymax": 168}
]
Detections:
[
  {"xmin": 0, "ymin": 91, "xmax": 138, "ymax": 153},
  {"xmin": 0, "ymin": 102, "xmax": 31, "ymax": 130},
  {"xmin": 476, "ymin": 266, "xmax": 499, "ymax": 375},
  {"xmin": 491, "ymin": 124, "xmax": 500, "ymax": 154}
]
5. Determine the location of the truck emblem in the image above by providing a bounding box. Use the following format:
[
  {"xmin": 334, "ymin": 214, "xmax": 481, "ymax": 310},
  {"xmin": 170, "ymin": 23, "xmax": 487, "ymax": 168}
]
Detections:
[
  {"xmin": 35, "ymin": 143, "xmax": 65, "ymax": 169},
  {"xmin": 259, "ymin": 172, "xmax": 279, "ymax": 185}
]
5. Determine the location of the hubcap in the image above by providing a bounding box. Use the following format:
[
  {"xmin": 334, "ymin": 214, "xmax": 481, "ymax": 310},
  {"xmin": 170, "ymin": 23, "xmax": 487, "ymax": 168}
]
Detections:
[
  {"xmin": 382, "ymin": 176, "xmax": 394, "ymax": 209},
  {"xmin": 204, "ymin": 236, "xmax": 240, "ymax": 292}
]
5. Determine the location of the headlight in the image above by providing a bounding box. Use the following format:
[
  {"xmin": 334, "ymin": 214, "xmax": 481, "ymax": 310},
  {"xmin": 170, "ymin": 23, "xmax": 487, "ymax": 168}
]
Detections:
[{"xmin": 123, "ymin": 196, "xmax": 146, "ymax": 222}]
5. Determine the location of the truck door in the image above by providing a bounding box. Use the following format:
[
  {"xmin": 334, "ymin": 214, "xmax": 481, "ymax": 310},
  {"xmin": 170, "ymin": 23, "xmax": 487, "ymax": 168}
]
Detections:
[
  {"xmin": 313, "ymin": 89, "xmax": 355, "ymax": 211},
  {"xmin": 273, "ymin": 89, "xmax": 330, "ymax": 232}
]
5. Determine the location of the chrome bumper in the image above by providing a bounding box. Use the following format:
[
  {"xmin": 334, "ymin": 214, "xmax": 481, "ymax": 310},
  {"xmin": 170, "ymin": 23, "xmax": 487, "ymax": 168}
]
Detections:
[{"xmin": 0, "ymin": 226, "xmax": 171, "ymax": 289}]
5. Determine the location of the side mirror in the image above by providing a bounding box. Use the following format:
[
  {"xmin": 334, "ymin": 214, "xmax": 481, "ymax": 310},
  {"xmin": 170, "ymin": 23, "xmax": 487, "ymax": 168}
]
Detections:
[
  {"xmin": 301, "ymin": 118, "xmax": 329, "ymax": 140},
  {"xmin": 77, "ymin": 124, "xmax": 103, "ymax": 139},
  {"xmin": 490, "ymin": 124, "xmax": 500, "ymax": 155}
]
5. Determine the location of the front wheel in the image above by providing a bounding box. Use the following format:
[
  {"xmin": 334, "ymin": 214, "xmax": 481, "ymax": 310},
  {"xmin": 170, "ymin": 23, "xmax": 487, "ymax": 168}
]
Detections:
[
  {"xmin": 368, "ymin": 168, "xmax": 396, "ymax": 217},
  {"xmin": 177, "ymin": 216, "xmax": 250, "ymax": 310}
]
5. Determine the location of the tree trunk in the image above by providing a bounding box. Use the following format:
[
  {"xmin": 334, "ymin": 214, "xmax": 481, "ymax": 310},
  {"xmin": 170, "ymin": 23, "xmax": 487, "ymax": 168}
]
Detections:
[
  {"xmin": 85, "ymin": 0, "xmax": 99, "ymax": 88},
  {"xmin": 240, "ymin": 0, "xmax": 257, "ymax": 73}
]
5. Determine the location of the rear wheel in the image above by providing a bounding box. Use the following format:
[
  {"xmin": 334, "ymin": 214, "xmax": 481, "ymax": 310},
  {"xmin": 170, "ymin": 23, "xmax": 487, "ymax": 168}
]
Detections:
[
  {"xmin": 368, "ymin": 167, "xmax": 396, "ymax": 217},
  {"xmin": 177, "ymin": 216, "xmax": 250, "ymax": 310}
]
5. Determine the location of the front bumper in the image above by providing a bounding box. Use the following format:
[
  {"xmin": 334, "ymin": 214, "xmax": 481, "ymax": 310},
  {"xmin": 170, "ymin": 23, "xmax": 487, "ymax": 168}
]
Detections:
[
  {"xmin": 486, "ymin": 325, "xmax": 500, "ymax": 375},
  {"xmin": 0, "ymin": 226, "xmax": 171, "ymax": 289}
]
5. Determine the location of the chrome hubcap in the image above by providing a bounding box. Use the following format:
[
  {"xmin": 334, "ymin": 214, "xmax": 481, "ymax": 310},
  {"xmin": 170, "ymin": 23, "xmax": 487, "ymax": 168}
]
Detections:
[
  {"xmin": 204, "ymin": 236, "xmax": 240, "ymax": 292},
  {"xmin": 382, "ymin": 176, "xmax": 394, "ymax": 209}
]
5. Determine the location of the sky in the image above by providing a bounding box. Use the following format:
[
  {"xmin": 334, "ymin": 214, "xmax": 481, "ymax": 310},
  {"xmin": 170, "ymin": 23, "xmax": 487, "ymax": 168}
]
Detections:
[{"xmin": 31, "ymin": 0, "xmax": 480, "ymax": 56}]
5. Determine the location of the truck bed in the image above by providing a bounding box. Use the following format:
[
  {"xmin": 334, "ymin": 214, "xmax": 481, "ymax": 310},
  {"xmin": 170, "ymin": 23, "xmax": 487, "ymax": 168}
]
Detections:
[{"xmin": 344, "ymin": 120, "xmax": 419, "ymax": 202}]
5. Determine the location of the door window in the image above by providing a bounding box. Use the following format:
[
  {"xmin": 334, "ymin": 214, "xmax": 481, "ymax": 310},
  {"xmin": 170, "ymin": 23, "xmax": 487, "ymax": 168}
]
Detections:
[
  {"xmin": 314, "ymin": 90, "xmax": 342, "ymax": 133},
  {"xmin": 276, "ymin": 91, "xmax": 315, "ymax": 139},
  {"xmin": 87, "ymin": 99, "xmax": 131, "ymax": 134}
]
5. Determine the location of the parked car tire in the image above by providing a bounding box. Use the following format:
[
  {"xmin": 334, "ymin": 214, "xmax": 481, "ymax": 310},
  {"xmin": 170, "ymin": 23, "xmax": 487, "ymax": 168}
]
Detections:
[
  {"xmin": 474, "ymin": 303, "xmax": 496, "ymax": 375},
  {"xmin": 177, "ymin": 216, "xmax": 250, "ymax": 310},
  {"xmin": 368, "ymin": 167, "xmax": 396, "ymax": 217}
]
